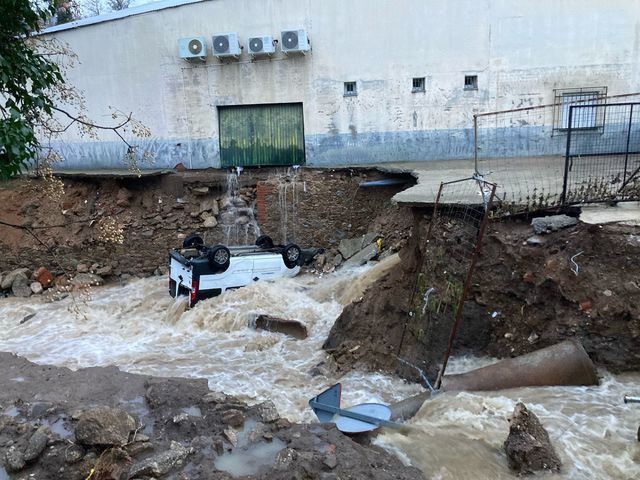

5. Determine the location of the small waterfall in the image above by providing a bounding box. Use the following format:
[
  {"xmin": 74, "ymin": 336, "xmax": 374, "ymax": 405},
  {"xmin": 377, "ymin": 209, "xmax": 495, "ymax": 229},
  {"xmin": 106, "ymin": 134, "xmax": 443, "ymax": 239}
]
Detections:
[
  {"xmin": 218, "ymin": 168, "xmax": 261, "ymax": 246},
  {"xmin": 273, "ymin": 166, "xmax": 303, "ymax": 244}
]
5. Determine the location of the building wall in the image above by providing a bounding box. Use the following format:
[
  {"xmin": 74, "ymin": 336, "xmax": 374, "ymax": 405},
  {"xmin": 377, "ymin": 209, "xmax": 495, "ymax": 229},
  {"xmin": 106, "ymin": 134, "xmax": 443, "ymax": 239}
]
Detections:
[{"xmin": 45, "ymin": 0, "xmax": 640, "ymax": 169}]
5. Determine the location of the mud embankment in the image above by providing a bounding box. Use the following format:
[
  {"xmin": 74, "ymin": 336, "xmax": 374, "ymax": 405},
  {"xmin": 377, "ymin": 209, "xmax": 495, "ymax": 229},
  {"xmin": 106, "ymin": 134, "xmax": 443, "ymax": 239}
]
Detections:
[
  {"xmin": 0, "ymin": 353, "xmax": 423, "ymax": 480},
  {"xmin": 325, "ymin": 212, "xmax": 640, "ymax": 377}
]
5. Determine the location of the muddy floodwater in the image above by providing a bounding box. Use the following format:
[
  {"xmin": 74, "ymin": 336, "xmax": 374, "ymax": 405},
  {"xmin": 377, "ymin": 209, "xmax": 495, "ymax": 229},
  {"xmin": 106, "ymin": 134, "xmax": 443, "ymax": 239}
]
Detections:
[{"xmin": 0, "ymin": 263, "xmax": 639, "ymax": 479}]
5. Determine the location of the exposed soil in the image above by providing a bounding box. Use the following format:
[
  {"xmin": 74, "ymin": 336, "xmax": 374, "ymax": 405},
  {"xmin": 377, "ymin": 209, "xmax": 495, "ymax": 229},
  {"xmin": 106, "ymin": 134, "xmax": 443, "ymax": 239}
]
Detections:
[
  {"xmin": 325, "ymin": 211, "xmax": 640, "ymax": 380},
  {"xmin": 0, "ymin": 353, "xmax": 423, "ymax": 480}
]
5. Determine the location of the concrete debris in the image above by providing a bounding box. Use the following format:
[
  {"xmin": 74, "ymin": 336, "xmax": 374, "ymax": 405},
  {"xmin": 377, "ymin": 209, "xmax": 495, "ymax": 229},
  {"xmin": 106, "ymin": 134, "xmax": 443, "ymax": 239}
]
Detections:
[
  {"xmin": 338, "ymin": 232, "xmax": 380, "ymax": 260},
  {"xmin": 531, "ymin": 215, "xmax": 578, "ymax": 234},
  {"xmin": 223, "ymin": 427, "xmax": 237, "ymax": 447},
  {"xmin": 255, "ymin": 400, "xmax": 280, "ymax": 423},
  {"xmin": 252, "ymin": 315, "xmax": 308, "ymax": 339},
  {"xmin": 344, "ymin": 242, "xmax": 380, "ymax": 267},
  {"xmin": 128, "ymin": 441, "xmax": 193, "ymax": 478},
  {"xmin": 192, "ymin": 186, "xmax": 209, "ymax": 195},
  {"xmin": 526, "ymin": 235, "xmax": 543, "ymax": 245},
  {"xmin": 504, "ymin": 402, "xmax": 561, "ymax": 474},
  {"xmin": 74, "ymin": 406, "xmax": 136, "ymax": 446}
]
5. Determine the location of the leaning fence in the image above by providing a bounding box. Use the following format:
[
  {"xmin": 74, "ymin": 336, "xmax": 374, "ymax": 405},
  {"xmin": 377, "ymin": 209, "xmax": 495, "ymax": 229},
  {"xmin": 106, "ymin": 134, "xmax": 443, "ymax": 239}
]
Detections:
[
  {"xmin": 474, "ymin": 92, "xmax": 640, "ymax": 211},
  {"xmin": 397, "ymin": 178, "xmax": 496, "ymax": 388}
]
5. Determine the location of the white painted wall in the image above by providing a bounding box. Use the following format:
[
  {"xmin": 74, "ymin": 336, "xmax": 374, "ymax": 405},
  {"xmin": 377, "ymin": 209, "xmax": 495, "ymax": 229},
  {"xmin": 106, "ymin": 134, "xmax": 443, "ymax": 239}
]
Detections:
[{"xmin": 44, "ymin": 0, "xmax": 640, "ymax": 167}]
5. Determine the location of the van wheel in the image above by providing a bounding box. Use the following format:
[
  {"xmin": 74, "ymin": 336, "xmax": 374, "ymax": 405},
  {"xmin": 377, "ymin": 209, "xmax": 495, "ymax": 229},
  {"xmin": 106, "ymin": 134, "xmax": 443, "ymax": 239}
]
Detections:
[
  {"xmin": 256, "ymin": 235, "xmax": 274, "ymax": 249},
  {"xmin": 183, "ymin": 234, "xmax": 204, "ymax": 249},
  {"xmin": 282, "ymin": 244, "xmax": 302, "ymax": 268},
  {"xmin": 208, "ymin": 245, "xmax": 230, "ymax": 271}
]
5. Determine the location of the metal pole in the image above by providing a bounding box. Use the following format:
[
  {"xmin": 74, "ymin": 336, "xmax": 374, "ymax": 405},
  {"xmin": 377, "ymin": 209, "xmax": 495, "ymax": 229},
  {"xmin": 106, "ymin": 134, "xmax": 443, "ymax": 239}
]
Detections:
[
  {"xmin": 434, "ymin": 183, "xmax": 497, "ymax": 390},
  {"xmin": 473, "ymin": 115, "xmax": 479, "ymax": 175},
  {"xmin": 561, "ymin": 106, "xmax": 574, "ymax": 205},
  {"xmin": 623, "ymin": 104, "xmax": 634, "ymax": 187},
  {"xmin": 624, "ymin": 395, "xmax": 640, "ymax": 404}
]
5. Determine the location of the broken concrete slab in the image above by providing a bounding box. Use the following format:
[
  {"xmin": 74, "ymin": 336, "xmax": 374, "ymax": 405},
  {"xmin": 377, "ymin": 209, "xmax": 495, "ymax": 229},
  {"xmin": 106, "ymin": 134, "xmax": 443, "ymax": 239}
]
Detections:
[
  {"xmin": 338, "ymin": 233, "xmax": 380, "ymax": 260},
  {"xmin": 531, "ymin": 214, "xmax": 578, "ymax": 234},
  {"xmin": 343, "ymin": 243, "xmax": 380, "ymax": 267},
  {"xmin": 504, "ymin": 402, "xmax": 561, "ymax": 474},
  {"xmin": 251, "ymin": 315, "xmax": 308, "ymax": 340}
]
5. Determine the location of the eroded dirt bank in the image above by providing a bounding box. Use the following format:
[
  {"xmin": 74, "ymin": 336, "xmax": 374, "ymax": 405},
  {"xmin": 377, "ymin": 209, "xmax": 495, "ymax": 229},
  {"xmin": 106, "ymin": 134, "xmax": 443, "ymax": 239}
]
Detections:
[
  {"xmin": 0, "ymin": 353, "xmax": 423, "ymax": 480},
  {"xmin": 325, "ymin": 212, "xmax": 640, "ymax": 380}
]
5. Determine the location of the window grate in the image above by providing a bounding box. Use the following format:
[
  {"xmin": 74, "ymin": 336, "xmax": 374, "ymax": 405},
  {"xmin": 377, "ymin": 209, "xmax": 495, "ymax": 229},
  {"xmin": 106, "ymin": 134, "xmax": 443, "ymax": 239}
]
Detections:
[
  {"xmin": 464, "ymin": 75, "xmax": 478, "ymax": 91},
  {"xmin": 412, "ymin": 77, "xmax": 425, "ymax": 93},
  {"xmin": 344, "ymin": 82, "xmax": 357, "ymax": 97},
  {"xmin": 552, "ymin": 86, "xmax": 607, "ymax": 133}
]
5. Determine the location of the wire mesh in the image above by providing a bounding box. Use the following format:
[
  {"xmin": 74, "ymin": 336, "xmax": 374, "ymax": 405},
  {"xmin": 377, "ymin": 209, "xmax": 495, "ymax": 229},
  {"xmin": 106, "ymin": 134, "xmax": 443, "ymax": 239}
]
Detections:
[
  {"xmin": 398, "ymin": 178, "xmax": 496, "ymax": 387},
  {"xmin": 564, "ymin": 102, "xmax": 640, "ymax": 203},
  {"xmin": 474, "ymin": 92, "xmax": 640, "ymax": 212}
]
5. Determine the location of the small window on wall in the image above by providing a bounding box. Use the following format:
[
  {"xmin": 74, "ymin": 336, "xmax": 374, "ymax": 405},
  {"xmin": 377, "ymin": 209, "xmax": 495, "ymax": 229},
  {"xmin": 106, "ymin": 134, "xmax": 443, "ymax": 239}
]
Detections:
[
  {"xmin": 464, "ymin": 75, "xmax": 478, "ymax": 90},
  {"xmin": 412, "ymin": 77, "xmax": 425, "ymax": 93},
  {"xmin": 553, "ymin": 86, "xmax": 607, "ymax": 131},
  {"xmin": 344, "ymin": 82, "xmax": 357, "ymax": 97}
]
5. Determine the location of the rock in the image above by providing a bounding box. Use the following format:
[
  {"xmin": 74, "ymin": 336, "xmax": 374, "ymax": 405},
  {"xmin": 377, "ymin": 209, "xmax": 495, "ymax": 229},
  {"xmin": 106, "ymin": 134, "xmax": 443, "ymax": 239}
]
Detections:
[
  {"xmin": 173, "ymin": 412, "xmax": 189, "ymax": 424},
  {"xmin": 33, "ymin": 267, "xmax": 54, "ymax": 288},
  {"xmin": 203, "ymin": 216, "xmax": 218, "ymax": 228},
  {"xmin": 255, "ymin": 400, "xmax": 280, "ymax": 423},
  {"xmin": 4, "ymin": 445, "xmax": 25, "ymax": 472},
  {"xmin": 202, "ymin": 392, "xmax": 231, "ymax": 404},
  {"xmin": 236, "ymin": 215, "xmax": 251, "ymax": 225},
  {"xmin": 323, "ymin": 454, "xmax": 338, "ymax": 469},
  {"xmin": 92, "ymin": 447, "xmax": 132, "ymax": 479},
  {"xmin": 96, "ymin": 265, "xmax": 113, "ymax": 276},
  {"xmin": 343, "ymin": 243, "xmax": 380, "ymax": 267},
  {"xmin": 30, "ymin": 281, "xmax": 43, "ymax": 295},
  {"xmin": 198, "ymin": 197, "xmax": 219, "ymax": 215},
  {"xmin": 315, "ymin": 253, "xmax": 327, "ymax": 269},
  {"xmin": 252, "ymin": 315, "xmax": 308, "ymax": 340},
  {"xmin": 76, "ymin": 263, "xmax": 89, "ymax": 273},
  {"xmin": 12, "ymin": 274, "xmax": 32, "ymax": 297},
  {"xmin": 116, "ymin": 188, "xmax": 133, "ymax": 208},
  {"xmin": 72, "ymin": 273, "xmax": 104, "ymax": 287},
  {"xmin": 332, "ymin": 253, "xmax": 343, "ymax": 267},
  {"xmin": 1, "ymin": 268, "xmax": 30, "ymax": 290},
  {"xmin": 526, "ymin": 236, "xmax": 543, "ymax": 245},
  {"xmin": 531, "ymin": 215, "xmax": 578, "ymax": 234},
  {"xmin": 223, "ymin": 428, "xmax": 237, "ymax": 447},
  {"xmin": 527, "ymin": 332, "xmax": 539, "ymax": 344},
  {"xmin": 192, "ymin": 186, "xmax": 209, "ymax": 195},
  {"xmin": 64, "ymin": 444, "xmax": 85, "ymax": 464},
  {"xmin": 338, "ymin": 237, "xmax": 365, "ymax": 260},
  {"xmin": 24, "ymin": 426, "xmax": 48, "ymax": 462},
  {"xmin": 504, "ymin": 402, "xmax": 561, "ymax": 474},
  {"xmin": 128, "ymin": 441, "xmax": 192, "ymax": 478},
  {"xmin": 222, "ymin": 409, "xmax": 245, "ymax": 428},
  {"xmin": 74, "ymin": 406, "xmax": 136, "ymax": 446}
]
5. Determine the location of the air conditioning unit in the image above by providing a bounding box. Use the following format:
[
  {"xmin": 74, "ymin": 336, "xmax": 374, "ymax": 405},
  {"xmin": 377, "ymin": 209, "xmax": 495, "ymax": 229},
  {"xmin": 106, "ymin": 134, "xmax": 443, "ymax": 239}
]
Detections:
[
  {"xmin": 247, "ymin": 35, "xmax": 275, "ymax": 56},
  {"xmin": 178, "ymin": 36, "xmax": 207, "ymax": 61},
  {"xmin": 212, "ymin": 33, "xmax": 241, "ymax": 58},
  {"xmin": 280, "ymin": 29, "xmax": 310, "ymax": 54}
]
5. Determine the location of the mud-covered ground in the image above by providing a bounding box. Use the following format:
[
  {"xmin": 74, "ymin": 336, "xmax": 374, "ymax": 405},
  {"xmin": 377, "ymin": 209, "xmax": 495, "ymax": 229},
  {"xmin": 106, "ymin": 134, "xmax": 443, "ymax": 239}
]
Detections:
[
  {"xmin": 0, "ymin": 353, "xmax": 423, "ymax": 480},
  {"xmin": 325, "ymin": 213, "xmax": 640, "ymax": 380}
]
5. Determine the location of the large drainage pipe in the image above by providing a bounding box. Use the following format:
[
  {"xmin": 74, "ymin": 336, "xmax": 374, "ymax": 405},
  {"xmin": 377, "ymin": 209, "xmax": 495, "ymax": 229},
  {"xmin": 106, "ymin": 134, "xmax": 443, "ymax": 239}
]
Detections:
[{"xmin": 391, "ymin": 339, "xmax": 598, "ymax": 421}]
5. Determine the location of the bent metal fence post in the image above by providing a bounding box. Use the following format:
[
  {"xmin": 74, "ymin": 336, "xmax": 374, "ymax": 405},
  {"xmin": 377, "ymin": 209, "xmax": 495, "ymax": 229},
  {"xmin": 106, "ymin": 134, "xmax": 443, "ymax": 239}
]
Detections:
[{"xmin": 397, "ymin": 177, "xmax": 496, "ymax": 389}]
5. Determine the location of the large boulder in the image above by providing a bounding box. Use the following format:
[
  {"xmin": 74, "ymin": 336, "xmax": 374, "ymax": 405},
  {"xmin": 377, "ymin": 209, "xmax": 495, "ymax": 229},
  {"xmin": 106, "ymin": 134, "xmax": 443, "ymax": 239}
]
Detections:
[
  {"xmin": 23, "ymin": 426, "xmax": 48, "ymax": 462},
  {"xmin": 1, "ymin": 268, "xmax": 30, "ymax": 290},
  {"xmin": 75, "ymin": 407, "xmax": 136, "ymax": 447},
  {"xmin": 504, "ymin": 402, "xmax": 561, "ymax": 474},
  {"xmin": 343, "ymin": 243, "xmax": 380, "ymax": 267},
  {"xmin": 127, "ymin": 441, "xmax": 192, "ymax": 478},
  {"xmin": 252, "ymin": 315, "xmax": 308, "ymax": 339},
  {"xmin": 11, "ymin": 273, "xmax": 32, "ymax": 298},
  {"xmin": 531, "ymin": 214, "xmax": 577, "ymax": 234}
]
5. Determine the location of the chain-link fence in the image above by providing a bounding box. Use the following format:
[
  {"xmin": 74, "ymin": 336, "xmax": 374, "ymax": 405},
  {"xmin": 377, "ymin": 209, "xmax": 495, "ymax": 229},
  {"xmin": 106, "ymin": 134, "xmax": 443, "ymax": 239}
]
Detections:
[{"xmin": 474, "ymin": 92, "xmax": 640, "ymax": 211}]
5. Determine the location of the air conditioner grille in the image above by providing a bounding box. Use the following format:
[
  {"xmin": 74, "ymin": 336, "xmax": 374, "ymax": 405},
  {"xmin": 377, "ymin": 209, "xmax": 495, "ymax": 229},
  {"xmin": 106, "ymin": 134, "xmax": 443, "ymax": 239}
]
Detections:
[
  {"xmin": 282, "ymin": 31, "xmax": 299, "ymax": 49},
  {"xmin": 249, "ymin": 38, "xmax": 264, "ymax": 53},
  {"xmin": 188, "ymin": 39, "xmax": 203, "ymax": 55},
  {"xmin": 213, "ymin": 35, "xmax": 230, "ymax": 53}
]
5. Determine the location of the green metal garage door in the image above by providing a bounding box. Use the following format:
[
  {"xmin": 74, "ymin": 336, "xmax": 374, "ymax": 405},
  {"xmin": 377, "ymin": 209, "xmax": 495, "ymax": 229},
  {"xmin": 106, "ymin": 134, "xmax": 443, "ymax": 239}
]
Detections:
[{"xmin": 219, "ymin": 103, "xmax": 305, "ymax": 167}]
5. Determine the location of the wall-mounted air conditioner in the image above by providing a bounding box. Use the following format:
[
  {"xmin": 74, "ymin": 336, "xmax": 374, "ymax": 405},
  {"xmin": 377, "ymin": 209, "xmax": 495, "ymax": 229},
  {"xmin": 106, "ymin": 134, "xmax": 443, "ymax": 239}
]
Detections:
[
  {"xmin": 248, "ymin": 36, "xmax": 276, "ymax": 57},
  {"xmin": 280, "ymin": 29, "xmax": 310, "ymax": 54},
  {"xmin": 178, "ymin": 36, "xmax": 207, "ymax": 61},
  {"xmin": 212, "ymin": 33, "xmax": 241, "ymax": 58}
]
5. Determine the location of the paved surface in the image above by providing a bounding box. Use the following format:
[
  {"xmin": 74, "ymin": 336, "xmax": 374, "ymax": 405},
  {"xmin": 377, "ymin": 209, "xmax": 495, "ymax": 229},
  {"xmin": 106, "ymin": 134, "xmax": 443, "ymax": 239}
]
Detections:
[{"xmin": 580, "ymin": 202, "xmax": 640, "ymax": 225}]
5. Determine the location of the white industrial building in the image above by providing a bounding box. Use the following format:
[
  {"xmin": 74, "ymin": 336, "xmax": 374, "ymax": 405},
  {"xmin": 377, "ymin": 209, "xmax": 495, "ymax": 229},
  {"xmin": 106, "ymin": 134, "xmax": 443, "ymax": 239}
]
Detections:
[{"xmin": 42, "ymin": 0, "xmax": 640, "ymax": 169}]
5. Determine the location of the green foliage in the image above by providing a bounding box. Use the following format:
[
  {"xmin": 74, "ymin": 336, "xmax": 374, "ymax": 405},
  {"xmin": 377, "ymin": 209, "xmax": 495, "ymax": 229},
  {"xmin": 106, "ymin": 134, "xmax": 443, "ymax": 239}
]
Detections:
[{"xmin": 0, "ymin": 0, "xmax": 62, "ymax": 179}]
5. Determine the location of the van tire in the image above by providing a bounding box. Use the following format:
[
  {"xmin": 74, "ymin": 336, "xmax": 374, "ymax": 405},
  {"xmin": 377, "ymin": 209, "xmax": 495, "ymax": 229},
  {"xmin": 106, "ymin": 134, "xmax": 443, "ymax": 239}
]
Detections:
[
  {"xmin": 183, "ymin": 234, "xmax": 204, "ymax": 250},
  {"xmin": 256, "ymin": 235, "xmax": 274, "ymax": 249},
  {"xmin": 207, "ymin": 245, "xmax": 230, "ymax": 271},
  {"xmin": 282, "ymin": 244, "xmax": 302, "ymax": 268}
]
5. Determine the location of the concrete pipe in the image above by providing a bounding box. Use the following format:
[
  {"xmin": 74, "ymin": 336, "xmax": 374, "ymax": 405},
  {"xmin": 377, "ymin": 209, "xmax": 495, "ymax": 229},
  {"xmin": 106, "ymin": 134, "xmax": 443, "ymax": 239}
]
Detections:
[{"xmin": 391, "ymin": 339, "xmax": 598, "ymax": 421}]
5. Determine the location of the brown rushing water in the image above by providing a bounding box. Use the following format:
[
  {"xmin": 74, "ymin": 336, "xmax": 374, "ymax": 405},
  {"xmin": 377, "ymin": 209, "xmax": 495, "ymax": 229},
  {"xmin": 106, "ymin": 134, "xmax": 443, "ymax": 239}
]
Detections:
[{"xmin": 0, "ymin": 260, "xmax": 638, "ymax": 479}]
